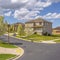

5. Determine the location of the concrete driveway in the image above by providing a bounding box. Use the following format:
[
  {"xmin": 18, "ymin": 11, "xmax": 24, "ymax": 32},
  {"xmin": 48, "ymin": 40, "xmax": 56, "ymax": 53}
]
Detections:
[{"xmin": 0, "ymin": 35, "xmax": 60, "ymax": 60}]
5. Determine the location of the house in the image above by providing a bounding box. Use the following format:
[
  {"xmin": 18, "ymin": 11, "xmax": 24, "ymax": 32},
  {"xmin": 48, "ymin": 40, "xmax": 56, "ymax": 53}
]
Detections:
[
  {"xmin": 6, "ymin": 22, "xmax": 24, "ymax": 32},
  {"xmin": 13, "ymin": 22, "xmax": 24, "ymax": 32},
  {"xmin": 25, "ymin": 18, "xmax": 52, "ymax": 35},
  {"xmin": 52, "ymin": 27, "xmax": 60, "ymax": 34}
]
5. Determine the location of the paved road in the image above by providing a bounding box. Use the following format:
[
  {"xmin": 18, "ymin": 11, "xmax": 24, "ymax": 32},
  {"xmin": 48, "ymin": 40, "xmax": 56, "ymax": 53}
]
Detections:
[{"xmin": 0, "ymin": 35, "xmax": 60, "ymax": 60}]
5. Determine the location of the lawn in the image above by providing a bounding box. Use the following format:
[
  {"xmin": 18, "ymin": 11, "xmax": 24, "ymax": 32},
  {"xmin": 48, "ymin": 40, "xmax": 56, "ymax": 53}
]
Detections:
[
  {"xmin": 20, "ymin": 34, "xmax": 60, "ymax": 42},
  {"xmin": 0, "ymin": 54, "xmax": 16, "ymax": 60},
  {"xmin": 54, "ymin": 40, "xmax": 60, "ymax": 43},
  {"xmin": 0, "ymin": 41, "xmax": 17, "ymax": 48}
]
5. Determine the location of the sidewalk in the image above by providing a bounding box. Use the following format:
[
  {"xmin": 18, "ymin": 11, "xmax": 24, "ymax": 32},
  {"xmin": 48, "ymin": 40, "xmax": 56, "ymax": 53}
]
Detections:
[
  {"xmin": 0, "ymin": 47, "xmax": 24, "ymax": 60},
  {"xmin": 0, "ymin": 47, "xmax": 22, "ymax": 55},
  {"xmin": 41, "ymin": 41, "xmax": 56, "ymax": 44}
]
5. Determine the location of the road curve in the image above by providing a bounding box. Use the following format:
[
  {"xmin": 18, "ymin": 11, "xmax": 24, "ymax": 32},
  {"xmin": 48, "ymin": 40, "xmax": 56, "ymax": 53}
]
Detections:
[{"xmin": 0, "ymin": 35, "xmax": 60, "ymax": 60}]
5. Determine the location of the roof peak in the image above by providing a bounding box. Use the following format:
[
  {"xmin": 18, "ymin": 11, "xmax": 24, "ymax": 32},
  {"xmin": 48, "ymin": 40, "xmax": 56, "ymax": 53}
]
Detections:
[{"xmin": 25, "ymin": 18, "xmax": 52, "ymax": 23}]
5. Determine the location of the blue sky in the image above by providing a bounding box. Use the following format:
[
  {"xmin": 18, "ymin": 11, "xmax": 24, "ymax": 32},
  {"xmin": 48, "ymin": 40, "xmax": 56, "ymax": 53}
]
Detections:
[{"xmin": 0, "ymin": 0, "xmax": 60, "ymax": 28}]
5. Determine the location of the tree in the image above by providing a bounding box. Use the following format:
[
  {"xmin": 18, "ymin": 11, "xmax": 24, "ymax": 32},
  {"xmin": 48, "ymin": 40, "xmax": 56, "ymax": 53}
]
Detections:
[
  {"xmin": 17, "ymin": 24, "xmax": 25, "ymax": 36},
  {"xmin": 9, "ymin": 25, "xmax": 14, "ymax": 33},
  {"xmin": 0, "ymin": 16, "xmax": 5, "ymax": 35},
  {"xmin": 4, "ymin": 20, "xmax": 8, "ymax": 32}
]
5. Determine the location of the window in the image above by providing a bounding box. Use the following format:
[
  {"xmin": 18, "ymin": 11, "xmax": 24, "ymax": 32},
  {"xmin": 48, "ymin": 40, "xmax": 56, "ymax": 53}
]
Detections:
[{"xmin": 35, "ymin": 23, "xmax": 39, "ymax": 26}]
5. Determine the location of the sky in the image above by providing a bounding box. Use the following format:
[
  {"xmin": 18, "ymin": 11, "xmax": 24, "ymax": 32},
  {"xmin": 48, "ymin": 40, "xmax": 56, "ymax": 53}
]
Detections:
[{"xmin": 0, "ymin": 0, "xmax": 60, "ymax": 28}]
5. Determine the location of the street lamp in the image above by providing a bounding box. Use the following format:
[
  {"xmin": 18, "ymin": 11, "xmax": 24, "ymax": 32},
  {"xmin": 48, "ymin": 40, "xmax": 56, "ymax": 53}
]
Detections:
[{"xmin": 7, "ymin": 24, "xmax": 10, "ymax": 44}]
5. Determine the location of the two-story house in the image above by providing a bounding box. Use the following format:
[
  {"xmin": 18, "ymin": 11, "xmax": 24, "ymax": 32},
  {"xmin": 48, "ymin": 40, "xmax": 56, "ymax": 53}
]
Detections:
[{"xmin": 25, "ymin": 18, "xmax": 52, "ymax": 35}]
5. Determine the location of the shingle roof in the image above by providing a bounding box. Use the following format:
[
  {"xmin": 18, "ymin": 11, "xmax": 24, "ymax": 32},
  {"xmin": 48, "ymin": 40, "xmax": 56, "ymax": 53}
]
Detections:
[
  {"xmin": 53, "ymin": 27, "xmax": 60, "ymax": 30},
  {"xmin": 25, "ymin": 18, "xmax": 52, "ymax": 23},
  {"xmin": 14, "ymin": 22, "xmax": 24, "ymax": 25}
]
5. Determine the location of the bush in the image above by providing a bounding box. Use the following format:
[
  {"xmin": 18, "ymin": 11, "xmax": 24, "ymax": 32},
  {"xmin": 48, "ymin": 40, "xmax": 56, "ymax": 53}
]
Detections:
[
  {"xmin": 34, "ymin": 32, "xmax": 37, "ymax": 34},
  {"xmin": 48, "ymin": 34, "xmax": 51, "ymax": 36},
  {"xmin": 43, "ymin": 32, "xmax": 48, "ymax": 36}
]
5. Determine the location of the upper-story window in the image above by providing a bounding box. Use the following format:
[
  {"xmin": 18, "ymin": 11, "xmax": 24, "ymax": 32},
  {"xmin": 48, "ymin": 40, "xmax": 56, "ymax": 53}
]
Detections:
[
  {"xmin": 25, "ymin": 23, "xmax": 33, "ymax": 27},
  {"xmin": 35, "ymin": 22, "xmax": 42, "ymax": 26}
]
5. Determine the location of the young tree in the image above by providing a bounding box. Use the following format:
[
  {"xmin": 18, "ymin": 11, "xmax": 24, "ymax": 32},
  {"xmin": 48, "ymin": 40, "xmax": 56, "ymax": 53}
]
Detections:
[
  {"xmin": 0, "ymin": 16, "xmax": 5, "ymax": 35},
  {"xmin": 4, "ymin": 20, "xmax": 8, "ymax": 32},
  {"xmin": 9, "ymin": 25, "xmax": 14, "ymax": 33},
  {"xmin": 17, "ymin": 24, "xmax": 25, "ymax": 36}
]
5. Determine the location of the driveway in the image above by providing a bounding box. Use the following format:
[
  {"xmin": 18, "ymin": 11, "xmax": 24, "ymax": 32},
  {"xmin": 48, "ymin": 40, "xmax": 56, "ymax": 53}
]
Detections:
[{"xmin": 0, "ymin": 35, "xmax": 60, "ymax": 60}]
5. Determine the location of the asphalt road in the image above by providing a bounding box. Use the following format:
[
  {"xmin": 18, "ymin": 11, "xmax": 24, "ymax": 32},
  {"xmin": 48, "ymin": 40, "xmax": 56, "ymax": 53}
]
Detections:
[{"xmin": 0, "ymin": 35, "xmax": 60, "ymax": 60}]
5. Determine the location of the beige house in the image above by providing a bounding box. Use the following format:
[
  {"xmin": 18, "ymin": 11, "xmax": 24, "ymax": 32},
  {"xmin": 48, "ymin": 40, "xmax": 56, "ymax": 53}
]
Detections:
[
  {"xmin": 52, "ymin": 27, "xmax": 60, "ymax": 34},
  {"xmin": 25, "ymin": 18, "xmax": 52, "ymax": 35}
]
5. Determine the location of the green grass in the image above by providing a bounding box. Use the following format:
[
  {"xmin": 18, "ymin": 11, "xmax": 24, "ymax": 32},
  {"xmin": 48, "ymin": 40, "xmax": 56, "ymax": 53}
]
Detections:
[
  {"xmin": 0, "ymin": 41, "xmax": 17, "ymax": 48},
  {"xmin": 54, "ymin": 40, "xmax": 60, "ymax": 43},
  {"xmin": 20, "ymin": 34, "xmax": 60, "ymax": 42},
  {"xmin": 0, "ymin": 54, "xmax": 16, "ymax": 60}
]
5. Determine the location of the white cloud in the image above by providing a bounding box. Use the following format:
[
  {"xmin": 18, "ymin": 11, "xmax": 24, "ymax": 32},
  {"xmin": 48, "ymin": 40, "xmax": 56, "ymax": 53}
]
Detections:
[
  {"xmin": 13, "ymin": 0, "xmax": 52, "ymax": 20},
  {"xmin": 4, "ymin": 11, "xmax": 12, "ymax": 16},
  {"xmin": 0, "ymin": 0, "xmax": 60, "ymax": 20},
  {"xmin": 0, "ymin": 0, "xmax": 52, "ymax": 10},
  {"xmin": 11, "ymin": 0, "xmax": 18, "ymax": 3},
  {"xmin": 41, "ymin": 13, "xmax": 60, "ymax": 19},
  {"xmin": 14, "ymin": 8, "xmax": 29, "ymax": 19},
  {"xmin": 14, "ymin": 8, "xmax": 40, "ymax": 20},
  {"xmin": 20, "ymin": 0, "xmax": 29, "ymax": 3},
  {"xmin": 24, "ymin": 11, "xmax": 39, "ymax": 19},
  {"xmin": 11, "ymin": 0, "xmax": 28, "ymax": 3},
  {"xmin": 0, "ymin": 7, "xmax": 3, "ymax": 16}
]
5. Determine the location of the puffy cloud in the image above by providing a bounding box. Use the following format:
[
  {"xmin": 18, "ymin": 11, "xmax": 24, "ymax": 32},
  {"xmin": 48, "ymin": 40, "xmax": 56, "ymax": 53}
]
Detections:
[
  {"xmin": 4, "ymin": 11, "xmax": 12, "ymax": 16},
  {"xmin": 11, "ymin": 0, "xmax": 29, "ymax": 3},
  {"xmin": 0, "ymin": 0, "xmax": 60, "ymax": 20},
  {"xmin": 14, "ymin": 8, "xmax": 39, "ymax": 20},
  {"xmin": 33, "ymin": 12, "xmax": 60, "ymax": 22},
  {"xmin": 0, "ymin": 0, "xmax": 59, "ymax": 9},
  {"xmin": 0, "ymin": 7, "xmax": 3, "ymax": 16},
  {"xmin": 24, "ymin": 11, "xmax": 40, "ymax": 19},
  {"xmin": 11, "ymin": 0, "xmax": 18, "ymax": 3},
  {"xmin": 0, "ymin": 0, "xmax": 51, "ymax": 10},
  {"xmin": 24, "ymin": 0, "xmax": 51, "ymax": 11},
  {"xmin": 30, "ymin": 12, "xmax": 60, "ymax": 23},
  {"xmin": 43, "ymin": 13, "xmax": 60, "ymax": 19},
  {"xmin": 0, "ymin": 0, "xmax": 26, "ymax": 9},
  {"xmin": 13, "ymin": 0, "xmax": 52, "ymax": 20},
  {"xmin": 14, "ymin": 8, "xmax": 29, "ymax": 19}
]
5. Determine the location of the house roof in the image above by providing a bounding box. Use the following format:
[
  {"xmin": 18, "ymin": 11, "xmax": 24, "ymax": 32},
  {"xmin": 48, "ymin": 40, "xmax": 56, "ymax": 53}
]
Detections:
[
  {"xmin": 53, "ymin": 27, "xmax": 60, "ymax": 30},
  {"xmin": 14, "ymin": 22, "xmax": 24, "ymax": 25},
  {"xmin": 25, "ymin": 18, "xmax": 52, "ymax": 23},
  {"xmin": 25, "ymin": 25, "xmax": 43, "ymax": 28}
]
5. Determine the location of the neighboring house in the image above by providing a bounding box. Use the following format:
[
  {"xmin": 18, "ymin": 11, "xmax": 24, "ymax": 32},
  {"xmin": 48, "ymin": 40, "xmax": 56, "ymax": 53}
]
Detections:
[
  {"xmin": 13, "ymin": 22, "xmax": 25, "ymax": 32},
  {"xmin": 25, "ymin": 18, "xmax": 52, "ymax": 35},
  {"xmin": 7, "ymin": 22, "xmax": 24, "ymax": 32},
  {"xmin": 53, "ymin": 27, "xmax": 60, "ymax": 34}
]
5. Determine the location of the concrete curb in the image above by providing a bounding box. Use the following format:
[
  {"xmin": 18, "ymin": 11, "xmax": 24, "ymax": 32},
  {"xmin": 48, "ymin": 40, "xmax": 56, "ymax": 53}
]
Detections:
[
  {"xmin": 5, "ymin": 34, "xmax": 31, "ymax": 42},
  {"xmin": 8, "ymin": 46, "xmax": 24, "ymax": 60},
  {"xmin": 5, "ymin": 34, "xmax": 57, "ymax": 44},
  {"xmin": 4, "ymin": 34, "xmax": 25, "ymax": 60}
]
